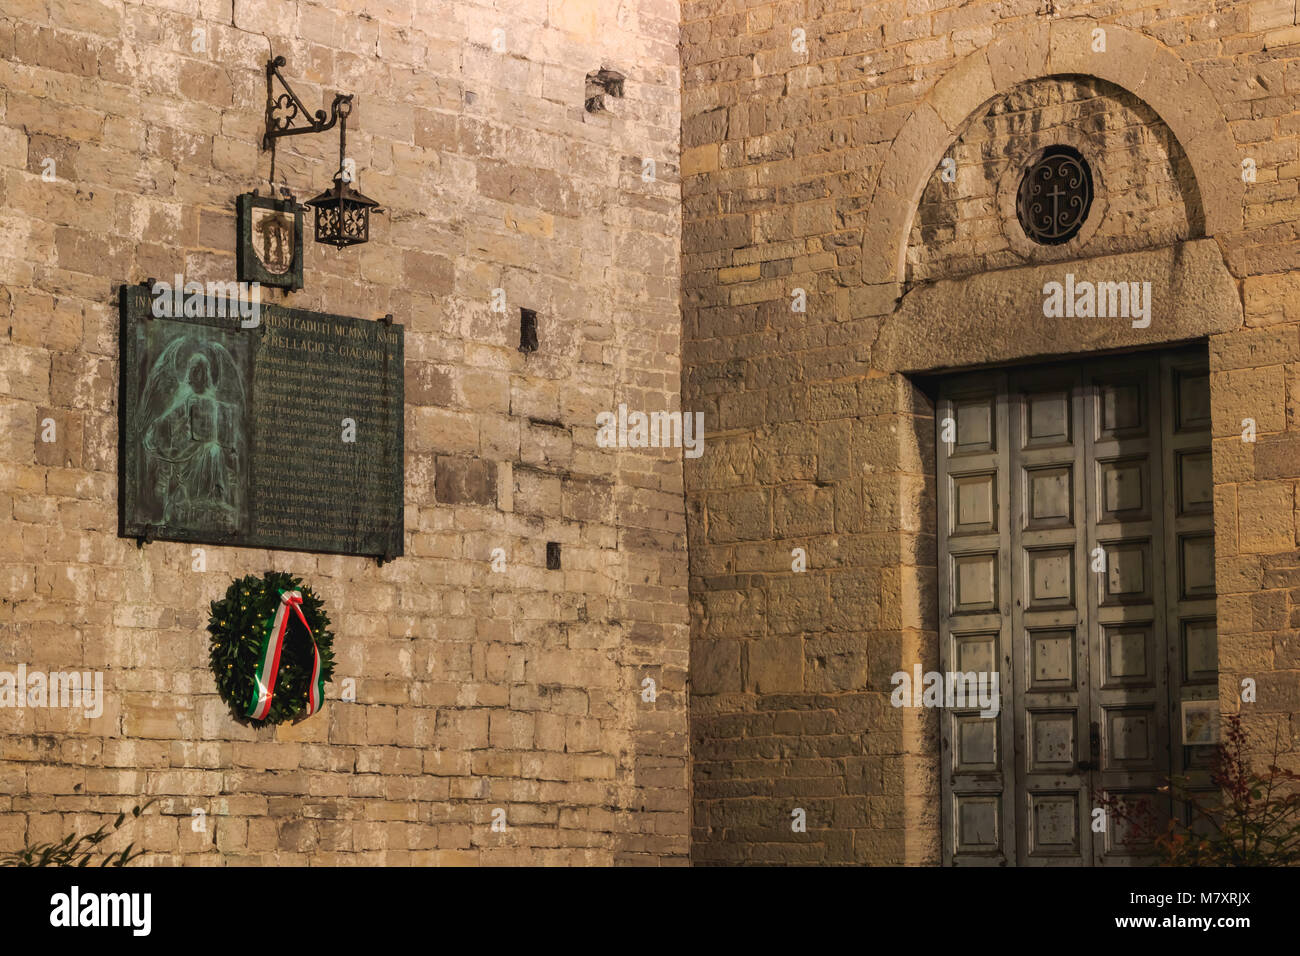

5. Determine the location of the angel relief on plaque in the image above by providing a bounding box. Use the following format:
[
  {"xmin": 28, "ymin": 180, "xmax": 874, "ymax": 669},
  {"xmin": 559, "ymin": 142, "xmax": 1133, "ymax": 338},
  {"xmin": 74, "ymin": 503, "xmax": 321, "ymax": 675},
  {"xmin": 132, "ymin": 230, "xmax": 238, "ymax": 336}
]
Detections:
[{"xmin": 132, "ymin": 326, "xmax": 247, "ymax": 534}]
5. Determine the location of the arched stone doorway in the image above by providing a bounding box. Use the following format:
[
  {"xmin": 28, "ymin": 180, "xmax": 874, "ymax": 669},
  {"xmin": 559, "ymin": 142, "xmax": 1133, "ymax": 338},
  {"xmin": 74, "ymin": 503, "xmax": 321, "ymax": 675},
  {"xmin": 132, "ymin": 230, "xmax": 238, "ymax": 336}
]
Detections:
[{"xmin": 859, "ymin": 21, "xmax": 1246, "ymax": 864}]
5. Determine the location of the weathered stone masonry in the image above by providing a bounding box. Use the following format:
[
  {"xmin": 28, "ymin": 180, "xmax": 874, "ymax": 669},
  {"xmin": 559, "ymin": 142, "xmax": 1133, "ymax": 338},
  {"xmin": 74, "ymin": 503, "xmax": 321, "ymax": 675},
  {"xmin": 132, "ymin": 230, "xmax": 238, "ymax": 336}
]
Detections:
[
  {"xmin": 0, "ymin": 0, "xmax": 686, "ymax": 864},
  {"xmin": 684, "ymin": 3, "xmax": 1300, "ymax": 865},
  {"xmin": 6, "ymin": 0, "xmax": 1300, "ymax": 869}
]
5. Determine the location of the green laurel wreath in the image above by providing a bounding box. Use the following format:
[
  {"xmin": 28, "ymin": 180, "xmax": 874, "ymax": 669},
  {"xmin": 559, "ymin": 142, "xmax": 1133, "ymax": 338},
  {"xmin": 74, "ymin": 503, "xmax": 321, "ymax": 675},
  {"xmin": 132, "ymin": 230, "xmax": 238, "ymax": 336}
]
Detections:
[{"xmin": 207, "ymin": 571, "xmax": 335, "ymax": 725}]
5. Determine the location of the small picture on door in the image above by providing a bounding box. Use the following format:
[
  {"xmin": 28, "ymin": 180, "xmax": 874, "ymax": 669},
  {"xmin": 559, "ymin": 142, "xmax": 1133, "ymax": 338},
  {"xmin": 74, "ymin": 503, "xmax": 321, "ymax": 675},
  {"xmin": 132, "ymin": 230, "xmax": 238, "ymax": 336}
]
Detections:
[{"xmin": 1180, "ymin": 700, "xmax": 1219, "ymax": 746}]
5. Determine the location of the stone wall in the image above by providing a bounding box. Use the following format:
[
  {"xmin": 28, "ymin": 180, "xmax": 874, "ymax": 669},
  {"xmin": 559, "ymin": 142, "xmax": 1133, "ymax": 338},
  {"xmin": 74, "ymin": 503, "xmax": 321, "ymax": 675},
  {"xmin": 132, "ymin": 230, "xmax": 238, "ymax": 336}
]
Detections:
[
  {"xmin": 683, "ymin": 2, "xmax": 1300, "ymax": 865},
  {"xmin": 7, "ymin": 0, "xmax": 1300, "ymax": 871},
  {"xmin": 0, "ymin": 0, "xmax": 687, "ymax": 865}
]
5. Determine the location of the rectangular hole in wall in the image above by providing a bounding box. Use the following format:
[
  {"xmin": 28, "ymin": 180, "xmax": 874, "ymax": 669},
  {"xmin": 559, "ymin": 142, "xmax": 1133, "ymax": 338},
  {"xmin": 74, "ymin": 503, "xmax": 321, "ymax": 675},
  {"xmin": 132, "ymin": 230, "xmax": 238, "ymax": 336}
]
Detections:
[{"xmin": 520, "ymin": 308, "xmax": 538, "ymax": 352}]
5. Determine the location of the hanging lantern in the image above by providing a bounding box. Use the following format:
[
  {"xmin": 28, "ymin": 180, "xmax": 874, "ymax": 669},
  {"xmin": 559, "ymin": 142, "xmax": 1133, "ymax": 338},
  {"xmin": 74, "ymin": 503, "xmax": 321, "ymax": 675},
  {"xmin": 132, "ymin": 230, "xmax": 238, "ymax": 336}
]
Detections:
[
  {"xmin": 260, "ymin": 55, "xmax": 381, "ymax": 250},
  {"xmin": 305, "ymin": 175, "xmax": 380, "ymax": 248}
]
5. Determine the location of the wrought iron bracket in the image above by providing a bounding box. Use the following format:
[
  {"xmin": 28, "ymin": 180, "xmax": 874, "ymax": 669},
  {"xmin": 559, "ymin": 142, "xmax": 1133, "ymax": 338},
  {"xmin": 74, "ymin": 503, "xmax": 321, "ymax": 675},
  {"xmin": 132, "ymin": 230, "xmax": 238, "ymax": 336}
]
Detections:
[{"xmin": 263, "ymin": 55, "xmax": 353, "ymax": 151}]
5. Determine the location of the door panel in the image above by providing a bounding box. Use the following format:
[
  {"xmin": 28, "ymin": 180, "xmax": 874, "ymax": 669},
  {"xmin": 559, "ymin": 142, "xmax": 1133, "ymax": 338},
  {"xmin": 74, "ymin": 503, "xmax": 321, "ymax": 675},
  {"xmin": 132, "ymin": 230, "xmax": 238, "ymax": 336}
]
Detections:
[
  {"xmin": 1161, "ymin": 355, "xmax": 1218, "ymax": 822},
  {"xmin": 939, "ymin": 377, "xmax": 1015, "ymax": 864},
  {"xmin": 938, "ymin": 348, "xmax": 1216, "ymax": 866},
  {"xmin": 1010, "ymin": 364, "xmax": 1091, "ymax": 866},
  {"xmin": 1084, "ymin": 356, "xmax": 1170, "ymax": 865}
]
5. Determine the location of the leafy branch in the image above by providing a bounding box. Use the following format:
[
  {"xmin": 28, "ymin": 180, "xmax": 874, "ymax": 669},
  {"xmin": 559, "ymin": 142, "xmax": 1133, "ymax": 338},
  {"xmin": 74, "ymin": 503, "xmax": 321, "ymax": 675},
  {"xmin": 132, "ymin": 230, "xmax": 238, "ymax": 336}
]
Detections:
[
  {"xmin": 1097, "ymin": 715, "xmax": 1300, "ymax": 865},
  {"xmin": 0, "ymin": 800, "xmax": 157, "ymax": 867}
]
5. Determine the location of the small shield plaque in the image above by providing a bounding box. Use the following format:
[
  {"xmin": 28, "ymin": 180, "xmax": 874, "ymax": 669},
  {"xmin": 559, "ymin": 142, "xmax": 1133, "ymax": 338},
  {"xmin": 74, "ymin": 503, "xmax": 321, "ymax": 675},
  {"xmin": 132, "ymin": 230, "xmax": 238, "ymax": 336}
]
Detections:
[{"xmin": 237, "ymin": 192, "xmax": 304, "ymax": 290}]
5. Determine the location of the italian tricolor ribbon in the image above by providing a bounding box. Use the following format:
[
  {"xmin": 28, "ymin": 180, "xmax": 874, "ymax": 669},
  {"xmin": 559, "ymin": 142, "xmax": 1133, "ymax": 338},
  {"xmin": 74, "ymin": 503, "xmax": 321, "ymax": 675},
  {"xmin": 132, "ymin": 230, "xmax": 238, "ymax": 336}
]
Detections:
[{"xmin": 246, "ymin": 589, "xmax": 326, "ymax": 720}]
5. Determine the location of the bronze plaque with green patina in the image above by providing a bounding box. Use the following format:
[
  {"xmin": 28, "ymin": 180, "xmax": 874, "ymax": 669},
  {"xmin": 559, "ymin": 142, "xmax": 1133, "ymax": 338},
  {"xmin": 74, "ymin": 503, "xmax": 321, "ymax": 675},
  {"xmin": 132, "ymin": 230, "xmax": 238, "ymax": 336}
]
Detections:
[{"xmin": 118, "ymin": 284, "xmax": 404, "ymax": 560}]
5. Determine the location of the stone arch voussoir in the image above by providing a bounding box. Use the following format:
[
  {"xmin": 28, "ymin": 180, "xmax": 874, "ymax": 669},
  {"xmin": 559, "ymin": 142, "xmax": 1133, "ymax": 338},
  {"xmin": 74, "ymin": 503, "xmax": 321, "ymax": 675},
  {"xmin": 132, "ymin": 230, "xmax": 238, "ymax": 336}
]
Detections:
[{"xmin": 861, "ymin": 17, "xmax": 1243, "ymax": 299}]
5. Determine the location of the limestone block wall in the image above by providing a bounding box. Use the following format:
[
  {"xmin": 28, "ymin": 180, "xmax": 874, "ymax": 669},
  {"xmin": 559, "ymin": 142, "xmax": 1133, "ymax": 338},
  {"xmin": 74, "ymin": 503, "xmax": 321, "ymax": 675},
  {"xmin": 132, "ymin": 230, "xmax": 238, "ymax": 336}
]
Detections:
[
  {"xmin": 907, "ymin": 76, "xmax": 1202, "ymax": 283},
  {"xmin": 683, "ymin": 2, "xmax": 1300, "ymax": 865},
  {"xmin": 0, "ymin": 0, "xmax": 686, "ymax": 865}
]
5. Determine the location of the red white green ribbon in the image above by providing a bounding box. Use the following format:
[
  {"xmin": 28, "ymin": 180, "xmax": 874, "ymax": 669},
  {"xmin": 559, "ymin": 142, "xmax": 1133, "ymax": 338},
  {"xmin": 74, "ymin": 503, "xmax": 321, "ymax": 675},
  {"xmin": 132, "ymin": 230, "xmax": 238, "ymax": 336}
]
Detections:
[{"xmin": 246, "ymin": 589, "xmax": 326, "ymax": 720}]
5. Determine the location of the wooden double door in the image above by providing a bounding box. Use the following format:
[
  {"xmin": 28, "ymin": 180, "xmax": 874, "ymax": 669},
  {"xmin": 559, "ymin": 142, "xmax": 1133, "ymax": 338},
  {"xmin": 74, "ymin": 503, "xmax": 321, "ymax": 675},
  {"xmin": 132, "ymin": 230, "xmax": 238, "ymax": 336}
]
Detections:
[{"xmin": 936, "ymin": 348, "xmax": 1217, "ymax": 866}]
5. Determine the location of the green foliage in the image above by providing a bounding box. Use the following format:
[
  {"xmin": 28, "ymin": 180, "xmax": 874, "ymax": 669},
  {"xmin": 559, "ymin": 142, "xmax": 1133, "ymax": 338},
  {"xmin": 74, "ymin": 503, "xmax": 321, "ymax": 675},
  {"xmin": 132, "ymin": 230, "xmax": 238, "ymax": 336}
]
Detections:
[
  {"xmin": 0, "ymin": 800, "xmax": 157, "ymax": 867},
  {"xmin": 208, "ymin": 571, "xmax": 334, "ymax": 726},
  {"xmin": 1100, "ymin": 715, "xmax": 1300, "ymax": 865}
]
